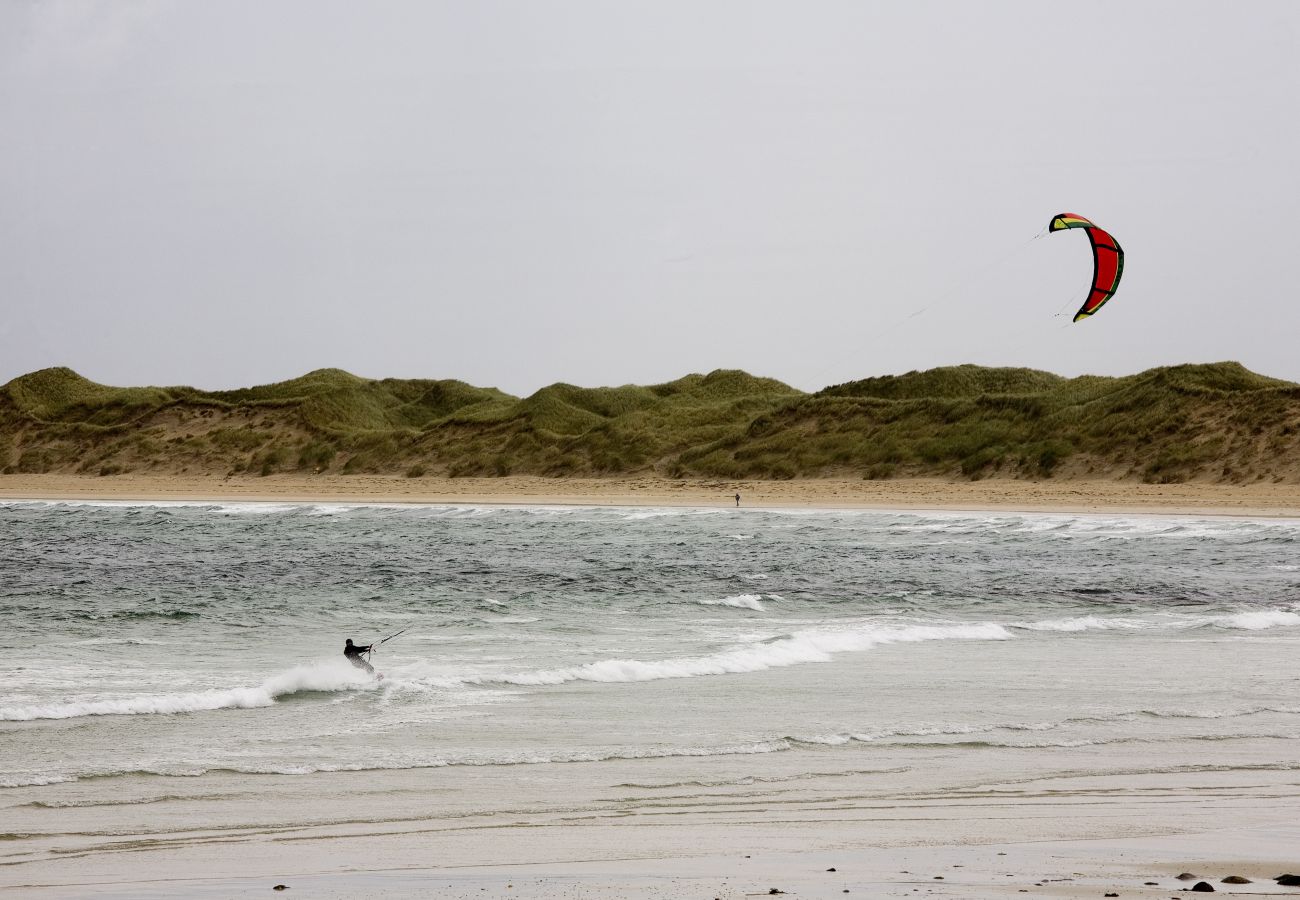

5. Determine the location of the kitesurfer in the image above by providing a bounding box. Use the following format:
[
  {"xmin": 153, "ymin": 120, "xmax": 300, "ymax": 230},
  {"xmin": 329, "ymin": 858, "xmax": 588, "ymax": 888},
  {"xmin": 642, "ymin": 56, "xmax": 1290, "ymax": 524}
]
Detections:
[{"xmin": 344, "ymin": 638, "xmax": 375, "ymax": 674}]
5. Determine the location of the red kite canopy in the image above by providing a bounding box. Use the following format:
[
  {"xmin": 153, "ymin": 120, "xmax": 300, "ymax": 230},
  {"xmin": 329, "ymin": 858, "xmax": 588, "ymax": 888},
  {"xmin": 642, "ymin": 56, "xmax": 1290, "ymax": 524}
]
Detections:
[{"xmin": 1048, "ymin": 213, "xmax": 1124, "ymax": 322}]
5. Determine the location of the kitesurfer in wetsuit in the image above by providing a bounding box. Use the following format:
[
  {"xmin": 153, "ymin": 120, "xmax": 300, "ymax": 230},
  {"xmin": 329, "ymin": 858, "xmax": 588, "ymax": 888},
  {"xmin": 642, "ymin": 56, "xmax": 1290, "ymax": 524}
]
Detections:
[{"xmin": 344, "ymin": 638, "xmax": 375, "ymax": 674}]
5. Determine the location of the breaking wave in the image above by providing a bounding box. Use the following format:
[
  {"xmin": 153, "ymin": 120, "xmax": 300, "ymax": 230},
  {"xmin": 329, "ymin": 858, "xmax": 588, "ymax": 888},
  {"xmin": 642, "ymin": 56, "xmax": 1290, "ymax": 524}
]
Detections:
[
  {"xmin": 462, "ymin": 622, "xmax": 1011, "ymax": 686},
  {"xmin": 696, "ymin": 594, "xmax": 766, "ymax": 611},
  {"xmin": 1214, "ymin": 610, "xmax": 1300, "ymax": 630},
  {"xmin": 0, "ymin": 661, "xmax": 374, "ymax": 722}
]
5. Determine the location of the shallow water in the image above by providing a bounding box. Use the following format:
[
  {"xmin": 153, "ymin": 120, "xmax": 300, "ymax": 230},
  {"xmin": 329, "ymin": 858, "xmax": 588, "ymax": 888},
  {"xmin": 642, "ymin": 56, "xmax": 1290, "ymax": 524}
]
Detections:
[{"xmin": 2, "ymin": 500, "xmax": 1299, "ymax": 791}]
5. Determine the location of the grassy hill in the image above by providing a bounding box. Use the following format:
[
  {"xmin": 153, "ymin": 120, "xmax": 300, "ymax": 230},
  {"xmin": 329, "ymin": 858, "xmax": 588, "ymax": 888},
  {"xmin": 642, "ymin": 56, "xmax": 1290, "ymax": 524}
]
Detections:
[{"xmin": 3, "ymin": 363, "xmax": 1299, "ymax": 483}]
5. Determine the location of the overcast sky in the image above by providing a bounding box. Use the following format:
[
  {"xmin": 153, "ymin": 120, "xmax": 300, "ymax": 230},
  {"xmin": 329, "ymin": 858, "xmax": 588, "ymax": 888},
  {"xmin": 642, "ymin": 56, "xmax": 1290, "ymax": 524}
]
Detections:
[{"xmin": 2, "ymin": 1, "xmax": 1296, "ymax": 396}]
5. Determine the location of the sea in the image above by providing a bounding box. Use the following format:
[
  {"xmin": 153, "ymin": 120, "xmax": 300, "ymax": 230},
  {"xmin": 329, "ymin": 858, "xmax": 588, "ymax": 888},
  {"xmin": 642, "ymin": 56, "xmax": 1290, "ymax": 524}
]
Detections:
[{"xmin": 2, "ymin": 499, "xmax": 1298, "ymax": 793}]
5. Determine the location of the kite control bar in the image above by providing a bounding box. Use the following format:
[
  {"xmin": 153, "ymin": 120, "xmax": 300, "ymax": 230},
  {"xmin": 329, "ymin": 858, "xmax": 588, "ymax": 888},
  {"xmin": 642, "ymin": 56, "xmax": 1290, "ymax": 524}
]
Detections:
[{"xmin": 366, "ymin": 626, "xmax": 409, "ymax": 658}]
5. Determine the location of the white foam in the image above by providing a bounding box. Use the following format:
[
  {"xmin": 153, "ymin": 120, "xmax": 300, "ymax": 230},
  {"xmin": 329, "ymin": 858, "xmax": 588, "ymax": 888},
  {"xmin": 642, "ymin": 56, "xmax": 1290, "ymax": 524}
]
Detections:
[
  {"xmin": 0, "ymin": 774, "xmax": 77, "ymax": 788},
  {"xmin": 1015, "ymin": 616, "xmax": 1151, "ymax": 632},
  {"xmin": 697, "ymin": 594, "xmax": 766, "ymax": 611},
  {"xmin": 794, "ymin": 721, "xmax": 1059, "ymax": 746},
  {"xmin": 469, "ymin": 621, "xmax": 1010, "ymax": 687},
  {"xmin": 1005, "ymin": 608, "xmax": 1300, "ymax": 635},
  {"xmin": 0, "ymin": 660, "xmax": 373, "ymax": 722},
  {"xmin": 31, "ymin": 741, "xmax": 795, "ymax": 785},
  {"xmin": 1215, "ymin": 610, "xmax": 1300, "ymax": 630}
]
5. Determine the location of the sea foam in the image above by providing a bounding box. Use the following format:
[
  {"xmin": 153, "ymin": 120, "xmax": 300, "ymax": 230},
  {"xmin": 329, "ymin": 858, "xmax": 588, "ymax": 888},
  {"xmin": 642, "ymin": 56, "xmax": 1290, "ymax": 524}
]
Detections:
[
  {"xmin": 696, "ymin": 594, "xmax": 766, "ymax": 611},
  {"xmin": 0, "ymin": 660, "xmax": 374, "ymax": 722},
  {"xmin": 1215, "ymin": 609, "xmax": 1300, "ymax": 630},
  {"xmin": 1014, "ymin": 616, "xmax": 1150, "ymax": 632},
  {"xmin": 468, "ymin": 621, "xmax": 1010, "ymax": 686}
]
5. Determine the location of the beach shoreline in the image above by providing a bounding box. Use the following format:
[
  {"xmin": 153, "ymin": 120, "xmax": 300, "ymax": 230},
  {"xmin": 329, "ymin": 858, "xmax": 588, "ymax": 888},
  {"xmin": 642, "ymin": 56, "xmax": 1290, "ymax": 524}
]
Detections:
[
  {"xmin": 3, "ymin": 473, "xmax": 1300, "ymax": 517},
  {"xmin": 6, "ymin": 477, "xmax": 1300, "ymax": 899},
  {"xmin": 8, "ymin": 765, "xmax": 1299, "ymax": 899}
]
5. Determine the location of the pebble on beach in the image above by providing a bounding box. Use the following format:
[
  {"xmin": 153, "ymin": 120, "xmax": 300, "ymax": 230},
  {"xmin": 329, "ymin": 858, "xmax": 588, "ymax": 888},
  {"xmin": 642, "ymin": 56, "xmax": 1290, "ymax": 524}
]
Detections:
[
  {"xmin": 1221, "ymin": 875, "xmax": 1251, "ymax": 883},
  {"xmin": 1190, "ymin": 882, "xmax": 1215, "ymax": 892}
]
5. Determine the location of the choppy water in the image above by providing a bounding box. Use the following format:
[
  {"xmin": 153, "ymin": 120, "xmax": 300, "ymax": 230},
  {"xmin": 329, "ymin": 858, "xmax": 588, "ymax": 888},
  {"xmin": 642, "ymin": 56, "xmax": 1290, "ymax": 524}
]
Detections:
[{"xmin": 2, "ymin": 500, "xmax": 1299, "ymax": 791}]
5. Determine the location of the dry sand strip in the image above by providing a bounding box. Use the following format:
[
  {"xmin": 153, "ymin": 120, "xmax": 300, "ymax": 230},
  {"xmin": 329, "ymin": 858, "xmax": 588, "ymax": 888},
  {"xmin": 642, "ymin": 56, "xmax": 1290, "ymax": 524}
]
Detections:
[
  {"xmin": 0, "ymin": 473, "xmax": 1300, "ymax": 517},
  {"xmin": 3, "ymin": 473, "xmax": 1300, "ymax": 517}
]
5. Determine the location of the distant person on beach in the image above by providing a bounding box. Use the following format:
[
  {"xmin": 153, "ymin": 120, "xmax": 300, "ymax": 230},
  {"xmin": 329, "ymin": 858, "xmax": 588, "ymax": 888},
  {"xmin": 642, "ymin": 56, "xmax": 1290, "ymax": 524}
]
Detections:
[
  {"xmin": 344, "ymin": 638, "xmax": 375, "ymax": 674},
  {"xmin": 735, "ymin": 493, "xmax": 741, "ymax": 507}
]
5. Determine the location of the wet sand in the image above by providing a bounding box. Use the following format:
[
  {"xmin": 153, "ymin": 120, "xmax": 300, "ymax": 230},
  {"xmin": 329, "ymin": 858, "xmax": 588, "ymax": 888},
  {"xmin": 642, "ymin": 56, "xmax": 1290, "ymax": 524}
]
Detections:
[{"xmin": 6, "ymin": 761, "xmax": 1299, "ymax": 898}]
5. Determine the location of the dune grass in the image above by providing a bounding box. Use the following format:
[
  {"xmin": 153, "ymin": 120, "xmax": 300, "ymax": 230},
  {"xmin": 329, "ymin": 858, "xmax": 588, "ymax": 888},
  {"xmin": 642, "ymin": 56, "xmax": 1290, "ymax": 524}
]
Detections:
[{"xmin": 3, "ymin": 362, "xmax": 1298, "ymax": 482}]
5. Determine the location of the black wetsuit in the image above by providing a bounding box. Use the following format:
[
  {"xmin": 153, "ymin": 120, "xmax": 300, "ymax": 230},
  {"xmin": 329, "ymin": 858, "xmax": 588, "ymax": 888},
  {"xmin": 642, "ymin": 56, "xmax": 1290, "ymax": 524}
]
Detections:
[{"xmin": 344, "ymin": 643, "xmax": 375, "ymax": 674}]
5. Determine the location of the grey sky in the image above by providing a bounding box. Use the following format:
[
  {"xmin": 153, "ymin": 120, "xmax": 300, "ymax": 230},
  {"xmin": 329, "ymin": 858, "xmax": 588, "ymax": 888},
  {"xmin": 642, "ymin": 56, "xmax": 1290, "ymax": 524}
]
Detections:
[{"xmin": 2, "ymin": 1, "xmax": 1296, "ymax": 396}]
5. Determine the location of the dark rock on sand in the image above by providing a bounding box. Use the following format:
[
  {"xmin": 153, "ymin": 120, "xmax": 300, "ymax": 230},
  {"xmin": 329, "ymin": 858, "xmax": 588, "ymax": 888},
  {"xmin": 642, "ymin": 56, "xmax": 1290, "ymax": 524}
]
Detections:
[
  {"xmin": 1221, "ymin": 876, "xmax": 1250, "ymax": 884},
  {"xmin": 827, "ymin": 867, "xmax": 836, "ymax": 872},
  {"xmin": 1191, "ymin": 882, "xmax": 1215, "ymax": 892},
  {"xmin": 1177, "ymin": 873, "xmax": 1198, "ymax": 880},
  {"xmin": 272, "ymin": 887, "xmax": 288, "ymax": 892},
  {"xmin": 1278, "ymin": 874, "xmax": 1300, "ymax": 886}
]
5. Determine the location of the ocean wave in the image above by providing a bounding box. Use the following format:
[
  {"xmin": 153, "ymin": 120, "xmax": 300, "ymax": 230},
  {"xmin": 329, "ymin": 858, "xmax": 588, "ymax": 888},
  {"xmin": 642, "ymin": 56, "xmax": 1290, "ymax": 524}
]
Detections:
[
  {"xmin": 619, "ymin": 508, "xmax": 725, "ymax": 521},
  {"xmin": 1214, "ymin": 610, "xmax": 1300, "ymax": 630},
  {"xmin": 1013, "ymin": 616, "xmax": 1150, "ymax": 632},
  {"xmin": 1010, "ymin": 608, "xmax": 1300, "ymax": 634},
  {"xmin": 790, "ymin": 720, "xmax": 1061, "ymax": 747},
  {"xmin": 614, "ymin": 767, "xmax": 912, "ymax": 790},
  {"xmin": 0, "ymin": 661, "xmax": 374, "ymax": 722},
  {"xmin": 462, "ymin": 622, "xmax": 1011, "ymax": 687},
  {"xmin": 789, "ymin": 705, "xmax": 1300, "ymax": 748},
  {"xmin": 7, "ymin": 741, "xmax": 794, "ymax": 787},
  {"xmin": 862, "ymin": 733, "xmax": 1295, "ymax": 751},
  {"xmin": 696, "ymin": 594, "xmax": 766, "ymax": 612},
  {"xmin": 0, "ymin": 774, "xmax": 77, "ymax": 788},
  {"xmin": 1139, "ymin": 704, "xmax": 1300, "ymax": 720},
  {"xmin": 18, "ymin": 792, "xmax": 242, "ymax": 808}
]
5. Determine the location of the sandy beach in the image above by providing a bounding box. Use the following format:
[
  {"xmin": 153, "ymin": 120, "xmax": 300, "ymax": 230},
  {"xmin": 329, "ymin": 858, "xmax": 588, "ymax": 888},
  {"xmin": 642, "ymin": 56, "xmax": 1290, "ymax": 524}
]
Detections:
[
  {"xmin": 4, "ymin": 473, "xmax": 1300, "ymax": 517},
  {"xmin": 7, "ymin": 753, "xmax": 1300, "ymax": 898}
]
